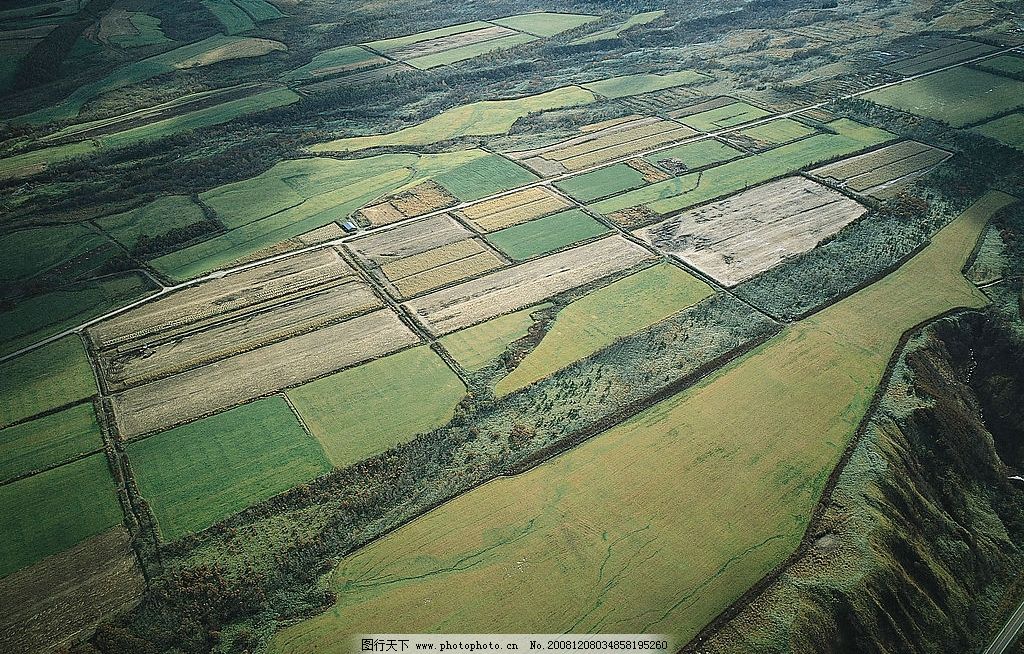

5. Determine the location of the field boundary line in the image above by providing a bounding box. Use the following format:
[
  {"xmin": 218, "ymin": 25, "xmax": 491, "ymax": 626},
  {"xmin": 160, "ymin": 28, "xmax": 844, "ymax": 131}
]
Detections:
[{"xmin": 2, "ymin": 42, "xmax": 1019, "ymax": 367}]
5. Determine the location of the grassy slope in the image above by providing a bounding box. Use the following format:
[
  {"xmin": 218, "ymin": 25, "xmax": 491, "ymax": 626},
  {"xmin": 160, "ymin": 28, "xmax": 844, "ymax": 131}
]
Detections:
[
  {"xmin": 127, "ymin": 397, "xmax": 331, "ymax": 541},
  {"xmin": 571, "ymin": 10, "xmax": 665, "ymax": 45},
  {"xmin": 0, "ymin": 453, "xmax": 122, "ymax": 577},
  {"xmin": 439, "ymin": 304, "xmax": 551, "ymax": 371},
  {"xmin": 407, "ymin": 33, "xmax": 539, "ymax": 69},
  {"xmin": 491, "ymin": 12, "xmax": 598, "ymax": 37},
  {"xmin": 308, "ymin": 86, "xmax": 596, "ymax": 152},
  {"xmin": 269, "ymin": 190, "xmax": 1012, "ymax": 652},
  {"xmin": 863, "ymin": 67, "xmax": 1024, "ymax": 127},
  {"xmin": 0, "ymin": 224, "xmax": 107, "ymax": 282},
  {"xmin": 0, "ymin": 402, "xmax": 102, "ymax": 483},
  {"xmin": 494, "ymin": 262, "xmax": 713, "ymax": 396},
  {"xmin": 287, "ymin": 347, "xmax": 466, "ymax": 467},
  {"xmin": 97, "ymin": 195, "xmax": 206, "ymax": 248},
  {"xmin": 365, "ymin": 21, "xmax": 491, "ymax": 52},
  {"xmin": 581, "ymin": 71, "xmax": 706, "ymax": 99},
  {"xmin": 0, "ymin": 336, "xmax": 97, "ymax": 428},
  {"xmin": 592, "ymin": 119, "xmax": 893, "ymax": 216},
  {"xmin": 282, "ymin": 45, "xmax": 383, "ymax": 81},
  {"xmin": 484, "ymin": 208, "xmax": 608, "ymax": 260}
]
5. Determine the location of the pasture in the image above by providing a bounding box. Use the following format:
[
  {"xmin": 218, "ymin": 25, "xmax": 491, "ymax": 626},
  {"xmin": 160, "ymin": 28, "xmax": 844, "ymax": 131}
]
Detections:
[
  {"xmin": 0, "ymin": 402, "xmax": 102, "ymax": 483},
  {"xmin": 309, "ymin": 86, "xmax": 595, "ymax": 152},
  {"xmin": 676, "ymin": 100, "xmax": 772, "ymax": 131},
  {"xmin": 491, "ymin": 12, "xmax": 598, "ymax": 37},
  {"xmin": 636, "ymin": 177, "xmax": 867, "ymax": 287},
  {"xmin": 267, "ymin": 191, "xmax": 1007, "ymax": 652},
  {"xmin": 975, "ymin": 54, "xmax": 1024, "ymax": 78},
  {"xmin": 0, "ymin": 336, "xmax": 96, "ymax": 428},
  {"xmin": 404, "ymin": 235, "xmax": 654, "ymax": 336},
  {"xmin": 484, "ymin": 208, "xmax": 609, "ymax": 260},
  {"xmin": 439, "ymin": 304, "xmax": 551, "ymax": 371},
  {"xmin": 580, "ymin": 71, "xmax": 707, "ymax": 99},
  {"xmin": 405, "ymin": 33, "xmax": 538, "ymax": 69},
  {"xmin": 97, "ymin": 196, "xmax": 207, "ymax": 249},
  {"xmin": 287, "ymin": 347, "xmax": 466, "ymax": 467},
  {"xmin": 571, "ymin": 10, "xmax": 665, "ymax": 45},
  {"xmin": 591, "ymin": 119, "xmax": 893, "ymax": 221},
  {"xmin": 645, "ymin": 138, "xmax": 744, "ymax": 172},
  {"xmin": 127, "ymin": 397, "xmax": 330, "ymax": 540},
  {"xmin": 553, "ymin": 162, "xmax": 650, "ymax": 202},
  {"xmin": 0, "ymin": 453, "xmax": 121, "ymax": 577},
  {"xmin": 883, "ymin": 40, "xmax": 996, "ymax": 76},
  {"xmin": 495, "ymin": 263, "xmax": 712, "ymax": 396},
  {"xmin": 201, "ymin": 0, "xmax": 281, "ymax": 35},
  {"xmin": 863, "ymin": 67, "xmax": 1024, "ymax": 127},
  {"xmin": 973, "ymin": 113, "xmax": 1024, "ymax": 150},
  {"xmin": 810, "ymin": 140, "xmax": 952, "ymax": 198},
  {"xmin": 100, "ymin": 11, "xmax": 169, "ymax": 48},
  {"xmin": 111, "ymin": 308, "xmax": 418, "ymax": 438},
  {"xmin": 365, "ymin": 21, "xmax": 491, "ymax": 52},
  {"xmin": 736, "ymin": 118, "xmax": 816, "ymax": 147},
  {"xmin": 458, "ymin": 187, "xmax": 571, "ymax": 231},
  {"xmin": 0, "ymin": 224, "xmax": 107, "ymax": 282},
  {"xmin": 282, "ymin": 45, "xmax": 385, "ymax": 81}
]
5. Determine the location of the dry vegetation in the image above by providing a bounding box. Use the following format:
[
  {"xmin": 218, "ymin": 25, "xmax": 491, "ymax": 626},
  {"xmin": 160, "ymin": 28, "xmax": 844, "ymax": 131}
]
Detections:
[
  {"xmin": 456, "ymin": 187, "xmax": 571, "ymax": 232},
  {"xmin": 811, "ymin": 140, "xmax": 953, "ymax": 199},
  {"xmin": 355, "ymin": 180, "xmax": 459, "ymax": 225}
]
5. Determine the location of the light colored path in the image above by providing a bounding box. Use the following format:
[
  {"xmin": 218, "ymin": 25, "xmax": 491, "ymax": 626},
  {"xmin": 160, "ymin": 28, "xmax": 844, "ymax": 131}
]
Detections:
[{"xmin": 982, "ymin": 596, "xmax": 1024, "ymax": 654}]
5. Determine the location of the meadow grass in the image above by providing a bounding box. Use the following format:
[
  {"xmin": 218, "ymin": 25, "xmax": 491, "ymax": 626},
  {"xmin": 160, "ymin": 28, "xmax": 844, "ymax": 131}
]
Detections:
[
  {"xmin": 0, "ymin": 224, "xmax": 107, "ymax": 282},
  {"xmin": 0, "ymin": 402, "xmax": 102, "ymax": 483},
  {"xmin": 678, "ymin": 101, "xmax": 772, "ymax": 131},
  {"xmin": 201, "ymin": 0, "xmax": 255, "ymax": 34},
  {"xmin": 97, "ymin": 196, "xmax": 207, "ymax": 248},
  {"xmin": 491, "ymin": 12, "xmax": 599, "ymax": 37},
  {"xmin": 972, "ymin": 113, "xmax": 1024, "ymax": 150},
  {"xmin": 644, "ymin": 138, "xmax": 744, "ymax": 169},
  {"xmin": 365, "ymin": 21, "xmax": 491, "ymax": 52},
  {"xmin": 406, "ymin": 33, "xmax": 538, "ymax": 69},
  {"xmin": 0, "ymin": 453, "xmax": 122, "ymax": 577},
  {"xmin": 439, "ymin": 304, "xmax": 551, "ymax": 371},
  {"xmin": 484, "ymin": 208, "xmax": 608, "ymax": 260},
  {"xmin": 127, "ymin": 397, "xmax": 331, "ymax": 540},
  {"xmin": 287, "ymin": 347, "xmax": 466, "ymax": 467},
  {"xmin": 975, "ymin": 54, "xmax": 1024, "ymax": 77},
  {"xmin": 432, "ymin": 152, "xmax": 538, "ymax": 201},
  {"xmin": 268, "ymin": 190, "xmax": 1012, "ymax": 652},
  {"xmin": 308, "ymin": 86, "xmax": 596, "ymax": 152},
  {"xmin": 0, "ymin": 336, "xmax": 97, "ymax": 427},
  {"xmin": 571, "ymin": 10, "xmax": 665, "ymax": 45},
  {"xmin": 282, "ymin": 45, "xmax": 384, "ymax": 81},
  {"xmin": 738, "ymin": 118, "xmax": 816, "ymax": 145},
  {"xmin": 494, "ymin": 263, "xmax": 712, "ymax": 395},
  {"xmin": 110, "ymin": 12, "xmax": 170, "ymax": 48},
  {"xmin": 554, "ymin": 163, "xmax": 649, "ymax": 202},
  {"xmin": 863, "ymin": 67, "xmax": 1024, "ymax": 127},
  {"xmin": 592, "ymin": 119, "xmax": 893, "ymax": 217},
  {"xmin": 581, "ymin": 71, "xmax": 707, "ymax": 99}
]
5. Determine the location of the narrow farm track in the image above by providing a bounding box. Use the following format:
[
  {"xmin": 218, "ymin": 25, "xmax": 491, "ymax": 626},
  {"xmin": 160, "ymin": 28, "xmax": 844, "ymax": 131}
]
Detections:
[{"xmin": 2, "ymin": 40, "xmax": 1019, "ymax": 366}]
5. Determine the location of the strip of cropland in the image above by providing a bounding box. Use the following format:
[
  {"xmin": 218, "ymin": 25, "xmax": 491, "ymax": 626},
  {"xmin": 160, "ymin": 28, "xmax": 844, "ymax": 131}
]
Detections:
[{"xmin": 268, "ymin": 190, "xmax": 1014, "ymax": 652}]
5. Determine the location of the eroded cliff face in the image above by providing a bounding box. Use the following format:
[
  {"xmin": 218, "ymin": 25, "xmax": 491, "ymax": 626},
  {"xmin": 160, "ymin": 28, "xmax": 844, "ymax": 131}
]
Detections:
[{"xmin": 695, "ymin": 311, "xmax": 1024, "ymax": 654}]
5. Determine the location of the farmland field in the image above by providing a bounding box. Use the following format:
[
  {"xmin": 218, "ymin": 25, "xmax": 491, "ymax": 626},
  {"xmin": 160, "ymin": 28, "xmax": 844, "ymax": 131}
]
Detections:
[
  {"xmin": 580, "ymin": 71, "xmax": 706, "ymax": 99},
  {"xmin": 0, "ymin": 336, "xmax": 96, "ymax": 428},
  {"xmin": 883, "ymin": 40, "xmax": 996, "ymax": 76},
  {"xmin": 0, "ymin": 453, "xmax": 122, "ymax": 577},
  {"xmin": 97, "ymin": 195, "xmax": 207, "ymax": 249},
  {"xmin": 863, "ymin": 67, "xmax": 1024, "ymax": 127},
  {"xmin": 267, "ymin": 190, "xmax": 1006, "ymax": 652},
  {"xmin": 287, "ymin": 347, "xmax": 466, "ymax": 467},
  {"xmin": 637, "ymin": 176, "xmax": 867, "ymax": 286},
  {"xmin": 736, "ymin": 118, "xmax": 816, "ymax": 147},
  {"xmin": 439, "ymin": 304, "xmax": 551, "ymax": 371},
  {"xmin": 309, "ymin": 86, "xmax": 595, "ymax": 152},
  {"xmin": 282, "ymin": 45, "xmax": 385, "ymax": 81},
  {"xmin": 494, "ymin": 263, "xmax": 712, "ymax": 396},
  {"xmin": 404, "ymin": 235, "xmax": 654, "ymax": 335},
  {"xmin": 571, "ymin": 10, "xmax": 665, "ymax": 45},
  {"xmin": 972, "ymin": 113, "xmax": 1024, "ymax": 150},
  {"xmin": 127, "ymin": 397, "xmax": 331, "ymax": 540},
  {"xmin": 484, "ymin": 208, "xmax": 609, "ymax": 260},
  {"xmin": 405, "ymin": 33, "xmax": 538, "ymax": 69},
  {"xmin": 591, "ymin": 118, "xmax": 893, "ymax": 222},
  {"xmin": 644, "ymin": 138, "xmax": 744, "ymax": 171},
  {"xmin": 810, "ymin": 140, "xmax": 952, "ymax": 198},
  {"xmin": 0, "ymin": 224, "xmax": 107, "ymax": 282},
  {"xmin": 458, "ymin": 187, "xmax": 571, "ymax": 231},
  {"xmin": 553, "ymin": 162, "xmax": 650, "ymax": 202},
  {"xmin": 975, "ymin": 54, "xmax": 1024, "ymax": 78},
  {"xmin": 676, "ymin": 100, "xmax": 772, "ymax": 131},
  {"xmin": 0, "ymin": 402, "xmax": 102, "ymax": 483},
  {"xmin": 491, "ymin": 12, "xmax": 598, "ymax": 37}
]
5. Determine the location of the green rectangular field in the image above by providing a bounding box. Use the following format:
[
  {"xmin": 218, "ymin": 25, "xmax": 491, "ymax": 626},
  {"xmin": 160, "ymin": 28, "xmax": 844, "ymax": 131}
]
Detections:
[
  {"xmin": 678, "ymin": 101, "xmax": 772, "ymax": 131},
  {"xmin": 282, "ymin": 45, "xmax": 385, "ymax": 81},
  {"xmin": 484, "ymin": 209, "xmax": 609, "ymax": 260},
  {"xmin": 439, "ymin": 304, "xmax": 552, "ymax": 371},
  {"xmin": 592, "ymin": 119, "xmax": 893, "ymax": 218},
  {"xmin": 863, "ymin": 67, "xmax": 1024, "ymax": 127},
  {"xmin": 491, "ymin": 12, "xmax": 598, "ymax": 37},
  {"xmin": 0, "ymin": 272, "xmax": 157, "ymax": 357},
  {"xmin": 97, "ymin": 196, "xmax": 208, "ymax": 249},
  {"xmin": 201, "ymin": 0, "xmax": 255, "ymax": 34},
  {"xmin": 268, "ymin": 192, "xmax": 1009, "ymax": 652},
  {"xmin": 581, "ymin": 71, "xmax": 707, "ymax": 99},
  {"xmin": 494, "ymin": 263, "xmax": 712, "ymax": 396},
  {"xmin": 975, "ymin": 54, "xmax": 1024, "ymax": 78},
  {"xmin": 433, "ymin": 152, "xmax": 539, "ymax": 201},
  {"xmin": 127, "ymin": 397, "xmax": 331, "ymax": 541},
  {"xmin": 0, "ymin": 453, "xmax": 122, "ymax": 577},
  {"xmin": 554, "ymin": 163, "xmax": 649, "ymax": 203},
  {"xmin": 737, "ymin": 118, "xmax": 816, "ymax": 145},
  {"xmin": 0, "ymin": 336, "xmax": 97, "ymax": 428},
  {"xmin": 406, "ymin": 33, "xmax": 538, "ymax": 69},
  {"xmin": 0, "ymin": 402, "xmax": 102, "ymax": 483},
  {"xmin": 571, "ymin": 10, "xmax": 665, "ymax": 45},
  {"xmin": 972, "ymin": 112, "xmax": 1024, "ymax": 150},
  {"xmin": 111, "ymin": 12, "xmax": 171, "ymax": 48},
  {"xmin": 287, "ymin": 346, "xmax": 466, "ymax": 467},
  {"xmin": 0, "ymin": 224, "xmax": 108, "ymax": 282},
  {"xmin": 645, "ymin": 138, "xmax": 745, "ymax": 170},
  {"xmin": 365, "ymin": 21, "xmax": 492, "ymax": 52}
]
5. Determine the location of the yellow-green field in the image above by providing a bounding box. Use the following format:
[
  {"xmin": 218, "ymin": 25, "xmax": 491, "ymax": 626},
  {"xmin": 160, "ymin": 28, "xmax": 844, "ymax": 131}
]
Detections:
[
  {"xmin": 494, "ymin": 263, "xmax": 713, "ymax": 396},
  {"xmin": 439, "ymin": 304, "xmax": 552, "ymax": 371},
  {"xmin": 269, "ymin": 190, "xmax": 1012, "ymax": 652}
]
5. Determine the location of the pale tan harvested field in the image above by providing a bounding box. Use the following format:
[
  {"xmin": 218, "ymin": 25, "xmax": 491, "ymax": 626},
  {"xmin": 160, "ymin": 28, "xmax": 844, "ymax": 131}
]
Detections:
[
  {"xmin": 356, "ymin": 202, "xmax": 406, "ymax": 225},
  {"xmin": 508, "ymin": 116, "xmax": 696, "ymax": 174},
  {"xmin": 810, "ymin": 140, "xmax": 952, "ymax": 198},
  {"xmin": 457, "ymin": 186, "xmax": 571, "ymax": 232},
  {"xmin": 390, "ymin": 180, "xmax": 459, "ymax": 217},
  {"xmin": 297, "ymin": 222, "xmax": 346, "ymax": 245},
  {"xmin": 404, "ymin": 235, "xmax": 655, "ymax": 335},
  {"xmin": 386, "ymin": 25, "xmax": 518, "ymax": 60},
  {"xmin": 625, "ymin": 157, "xmax": 672, "ymax": 183},
  {"xmin": 381, "ymin": 238, "xmax": 490, "ymax": 280},
  {"xmin": 637, "ymin": 176, "xmax": 867, "ymax": 287},
  {"xmin": 345, "ymin": 214, "xmax": 473, "ymax": 266},
  {"xmin": 112, "ymin": 309, "xmax": 418, "ymax": 438},
  {"xmin": 665, "ymin": 95, "xmax": 735, "ymax": 119},
  {"xmin": 0, "ymin": 527, "xmax": 144, "ymax": 654},
  {"xmin": 174, "ymin": 37, "xmax": 286, "ymax": 68},
  {"xmin": 392, "ymin": 249, "xmax": 505, "ymax": 297},
  {"xmin": 90, "ymin": 249, "xmax": 355, "ymax": 349},
  {"xmin": 102, "ymin": 279, "xmax": 382, "ymax": 389}
]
